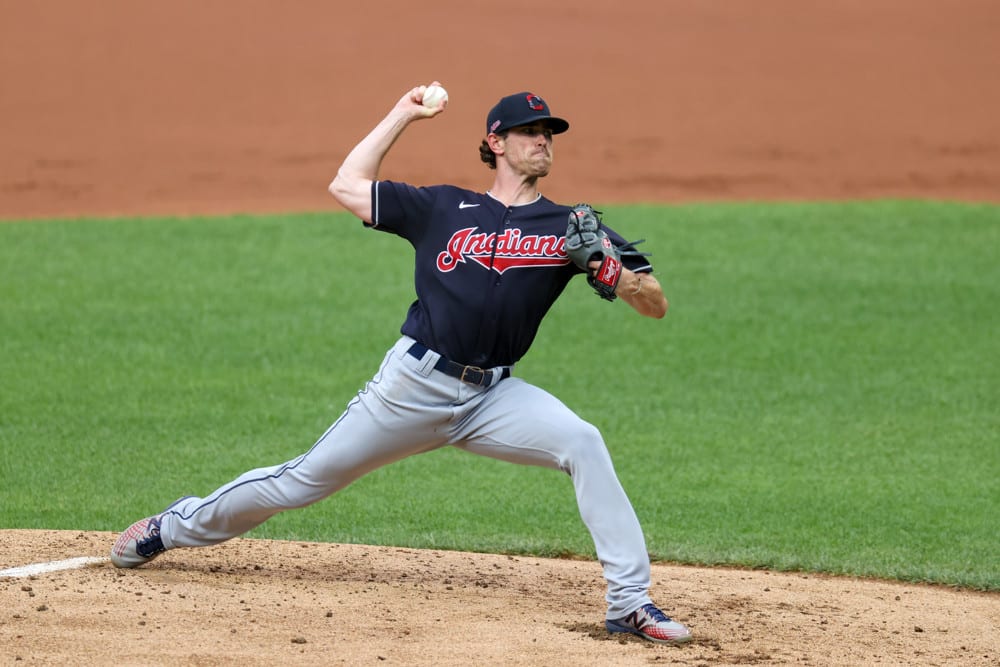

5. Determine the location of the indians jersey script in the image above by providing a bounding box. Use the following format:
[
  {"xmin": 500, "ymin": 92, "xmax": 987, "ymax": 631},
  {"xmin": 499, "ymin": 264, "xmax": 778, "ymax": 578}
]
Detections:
[{"xmin": 367, "ymin": 181, "xmax": 652, "ymax": 368}]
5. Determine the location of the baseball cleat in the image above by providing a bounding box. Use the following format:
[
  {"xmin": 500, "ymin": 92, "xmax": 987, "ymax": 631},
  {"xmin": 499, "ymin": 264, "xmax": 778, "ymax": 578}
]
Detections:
[
  {"xmin": 110, "ymin": 496, "xmax": 192, "ymax": 568},
  {"xmin": 606, "ymin": 603, "xmax": 693, "ymax": 644},
  {"xmin": 110, "ymin": 515, "xmax": 167, "ymax": 568}
]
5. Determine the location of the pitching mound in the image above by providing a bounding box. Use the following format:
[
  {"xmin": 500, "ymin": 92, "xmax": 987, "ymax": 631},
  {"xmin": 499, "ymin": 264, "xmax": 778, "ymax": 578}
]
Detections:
[{"xmin": 2, "ymin": 530, "xmax": 997, "ymax": 665}]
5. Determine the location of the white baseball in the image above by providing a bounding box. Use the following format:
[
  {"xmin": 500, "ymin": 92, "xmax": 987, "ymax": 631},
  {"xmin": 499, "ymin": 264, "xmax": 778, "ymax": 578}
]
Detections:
[{"xmin": 422, "ymin": 84, "xmax": 448, "ymax": 109}]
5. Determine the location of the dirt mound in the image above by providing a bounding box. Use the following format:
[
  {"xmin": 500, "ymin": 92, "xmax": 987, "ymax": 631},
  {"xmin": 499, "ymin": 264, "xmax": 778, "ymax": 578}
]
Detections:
[{"xmin": 2, "ymin": 530, "xmax": 997, "ymax": 665}]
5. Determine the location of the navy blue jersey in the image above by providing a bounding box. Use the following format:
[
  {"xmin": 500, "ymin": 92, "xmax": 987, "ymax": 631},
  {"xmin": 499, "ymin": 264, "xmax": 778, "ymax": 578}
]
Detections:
[{"xmin": 368, "ymin": 181, "xmax": 653, "ymax": 367}]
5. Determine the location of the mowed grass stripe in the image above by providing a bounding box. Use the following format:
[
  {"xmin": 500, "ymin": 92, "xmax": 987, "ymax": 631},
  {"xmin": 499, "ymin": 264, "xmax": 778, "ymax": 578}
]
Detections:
[{"xmin": 1, "ymin": 202, "xmax": 996, "ymax": 589}]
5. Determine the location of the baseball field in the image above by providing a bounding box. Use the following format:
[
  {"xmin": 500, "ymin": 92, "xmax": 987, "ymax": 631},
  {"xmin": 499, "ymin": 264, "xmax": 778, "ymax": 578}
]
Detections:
[{"xmin": 2, "ymin": 1, "xmax": 998, "ymax": 665}]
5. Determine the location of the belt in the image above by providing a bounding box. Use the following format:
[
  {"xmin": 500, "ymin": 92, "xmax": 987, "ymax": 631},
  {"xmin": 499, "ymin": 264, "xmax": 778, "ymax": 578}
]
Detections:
[{"xmin": 406, "ymin": 342, "xmax": 511, "ymax": 387}]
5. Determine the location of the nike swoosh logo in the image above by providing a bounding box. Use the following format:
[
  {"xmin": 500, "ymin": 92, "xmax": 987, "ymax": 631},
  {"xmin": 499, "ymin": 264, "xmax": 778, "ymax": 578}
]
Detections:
[{"xmin": 459, "ymin": 201, "xmax": 480, "ymax": 209}]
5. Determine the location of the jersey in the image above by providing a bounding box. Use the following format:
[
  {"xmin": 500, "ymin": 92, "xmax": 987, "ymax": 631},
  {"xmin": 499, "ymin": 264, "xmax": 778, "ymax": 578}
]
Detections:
[{"xmin": 368, "ymin": 181, "xmax": 653, "ymax": 367}]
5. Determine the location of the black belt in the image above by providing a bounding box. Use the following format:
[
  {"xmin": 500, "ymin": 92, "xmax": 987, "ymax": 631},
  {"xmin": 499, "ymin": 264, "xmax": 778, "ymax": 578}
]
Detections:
[{"xmin": 406, "ymin": 342, "xmax": 511, "ymax": 387}]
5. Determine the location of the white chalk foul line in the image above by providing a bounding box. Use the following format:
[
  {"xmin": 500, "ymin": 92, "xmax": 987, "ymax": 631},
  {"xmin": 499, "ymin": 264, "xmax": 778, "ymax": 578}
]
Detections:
[{"xmin": 0, "ymin": 556, "xmax": 109, "ymax": 578}]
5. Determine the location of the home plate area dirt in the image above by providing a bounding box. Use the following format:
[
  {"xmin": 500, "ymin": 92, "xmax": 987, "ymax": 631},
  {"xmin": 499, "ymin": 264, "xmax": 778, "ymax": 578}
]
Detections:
[{"xmin": 1, "ymin": 530, "xmax": 997, "ymax": 665}]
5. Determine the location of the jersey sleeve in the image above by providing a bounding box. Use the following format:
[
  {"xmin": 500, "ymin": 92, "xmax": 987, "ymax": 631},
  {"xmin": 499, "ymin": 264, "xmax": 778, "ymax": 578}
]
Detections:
[{"xmin": 368, "ymin": 181, "xmax": 436, "ymax": 242}]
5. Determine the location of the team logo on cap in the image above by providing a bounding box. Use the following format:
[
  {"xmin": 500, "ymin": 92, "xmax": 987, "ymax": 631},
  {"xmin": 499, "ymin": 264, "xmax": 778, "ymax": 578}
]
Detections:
[
  {"xmin": 437, "ymin": 227, "xmax": 570, "ymax": 274},
  {"xmin": 525, "ymin": 94, "xmax": 544, "ymax": 110}
]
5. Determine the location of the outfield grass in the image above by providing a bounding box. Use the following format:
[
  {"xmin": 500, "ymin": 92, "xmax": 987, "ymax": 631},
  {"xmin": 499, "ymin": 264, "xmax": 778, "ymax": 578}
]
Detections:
[{"xmin": 1, "ymin": 202, "xmax": 997, "ymax": 590}]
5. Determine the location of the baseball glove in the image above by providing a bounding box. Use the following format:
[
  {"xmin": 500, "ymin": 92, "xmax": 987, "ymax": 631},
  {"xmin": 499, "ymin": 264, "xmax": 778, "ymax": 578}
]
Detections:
[{"xmin": 565, "ymin": 203, "xmax": 649, "ymax": 301}]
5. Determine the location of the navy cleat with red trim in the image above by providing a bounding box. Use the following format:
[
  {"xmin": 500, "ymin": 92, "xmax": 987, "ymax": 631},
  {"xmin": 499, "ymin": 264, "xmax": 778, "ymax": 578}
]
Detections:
[
  {"xmin": 606, "ymin": 603, "xmax": 693, "ymax": 644},
  {"xmin": 110, "ymin": 496, "xmax": 193, "ymax": 568},
  {"xmin": 110, "ymin": 515, "xmax": 166, "ymax": 568}
]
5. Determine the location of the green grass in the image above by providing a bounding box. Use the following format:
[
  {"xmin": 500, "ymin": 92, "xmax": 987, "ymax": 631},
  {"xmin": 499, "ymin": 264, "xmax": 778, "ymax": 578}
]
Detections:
[{"xmin": 1, "ymin": 202, "xmax": 997, "ymax": 590}]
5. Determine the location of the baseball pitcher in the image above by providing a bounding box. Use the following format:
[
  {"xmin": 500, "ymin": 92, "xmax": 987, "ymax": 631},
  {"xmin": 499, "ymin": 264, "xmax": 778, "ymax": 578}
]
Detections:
[{"xmin": 111, "ymin": 83, "xmax": 692, "ymax": 645}]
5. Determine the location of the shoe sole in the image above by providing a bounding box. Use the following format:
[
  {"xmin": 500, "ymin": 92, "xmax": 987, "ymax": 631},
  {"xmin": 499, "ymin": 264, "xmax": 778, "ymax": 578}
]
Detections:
[{"xmin": 606, "ymin": 621, "xmax": 693, "ymax": 644}]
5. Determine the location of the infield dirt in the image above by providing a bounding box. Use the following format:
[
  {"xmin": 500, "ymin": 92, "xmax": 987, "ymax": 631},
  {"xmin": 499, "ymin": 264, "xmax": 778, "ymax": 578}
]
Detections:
[{"xmin": 1, "ymin": 1, "xmax": 998, "ymax": 665}]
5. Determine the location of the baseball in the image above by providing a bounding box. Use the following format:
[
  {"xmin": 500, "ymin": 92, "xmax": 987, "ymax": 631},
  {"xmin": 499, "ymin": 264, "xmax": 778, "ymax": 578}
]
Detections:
[{"xmin": 422, "ymin": 84, "xmax": 448, "ymax": 109}]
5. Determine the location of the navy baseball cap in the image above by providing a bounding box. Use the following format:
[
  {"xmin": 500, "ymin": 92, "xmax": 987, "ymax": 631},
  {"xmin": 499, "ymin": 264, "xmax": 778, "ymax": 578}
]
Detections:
[{"xmin": 486, "ymin": 92, "xmax": 570, "ymax": 136}]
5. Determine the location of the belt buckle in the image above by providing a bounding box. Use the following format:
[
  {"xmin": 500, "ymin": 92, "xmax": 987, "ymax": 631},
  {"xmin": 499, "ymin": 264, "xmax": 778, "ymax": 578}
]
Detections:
[{"xmin": 460, "ymin": 365, "xmax": 488, "ymax": 386}]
